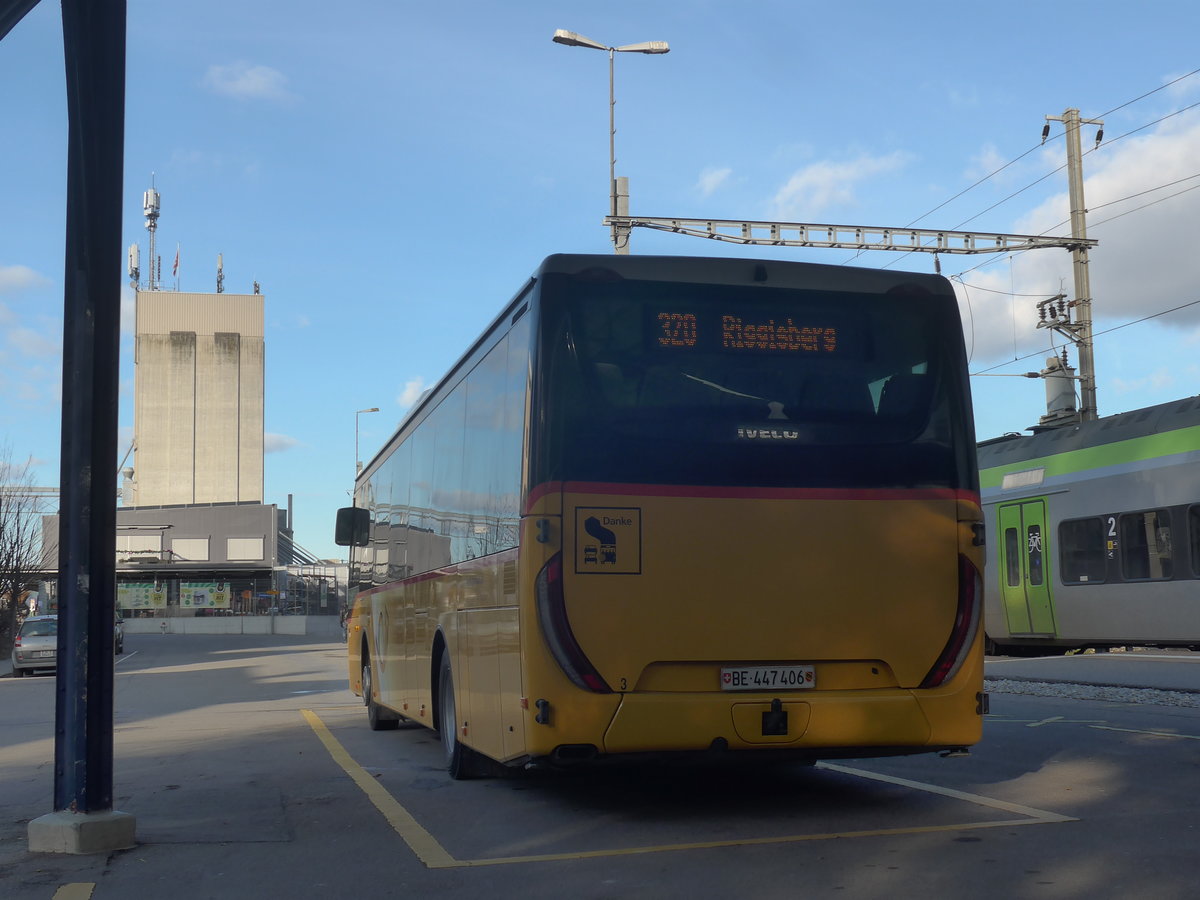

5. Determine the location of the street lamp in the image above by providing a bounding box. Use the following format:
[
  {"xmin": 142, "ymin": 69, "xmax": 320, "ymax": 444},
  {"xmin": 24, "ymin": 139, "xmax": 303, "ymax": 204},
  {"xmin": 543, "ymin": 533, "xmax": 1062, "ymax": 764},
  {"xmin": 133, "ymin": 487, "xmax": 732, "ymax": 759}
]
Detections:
[
  {"xmin": 552, "ymin": 29, "xmax": 669, "ymax": 254},
  {"xmin": 355, "ymin": 407, "xmax": 379, "ymax": 476}
]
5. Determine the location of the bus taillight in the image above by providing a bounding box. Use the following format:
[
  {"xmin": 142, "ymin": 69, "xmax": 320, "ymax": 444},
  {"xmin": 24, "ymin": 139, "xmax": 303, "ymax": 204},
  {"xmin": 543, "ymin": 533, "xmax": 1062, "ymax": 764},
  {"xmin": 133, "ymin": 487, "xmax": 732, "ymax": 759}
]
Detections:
[
  {"xmin": 535, "ymin": 552, "xmax": 612, "ymax": 693},
  {"xmin": 920, "ymin": 554, "xmax": 983, "ymax": 689}
]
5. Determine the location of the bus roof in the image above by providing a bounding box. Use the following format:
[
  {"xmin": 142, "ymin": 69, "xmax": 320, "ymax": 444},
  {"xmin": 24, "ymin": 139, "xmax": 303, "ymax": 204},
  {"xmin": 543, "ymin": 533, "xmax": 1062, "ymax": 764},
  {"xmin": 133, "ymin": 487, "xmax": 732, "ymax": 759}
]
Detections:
[{"xmin": 536, "ymin": 253, "xmax": 955, "ymax": 295}]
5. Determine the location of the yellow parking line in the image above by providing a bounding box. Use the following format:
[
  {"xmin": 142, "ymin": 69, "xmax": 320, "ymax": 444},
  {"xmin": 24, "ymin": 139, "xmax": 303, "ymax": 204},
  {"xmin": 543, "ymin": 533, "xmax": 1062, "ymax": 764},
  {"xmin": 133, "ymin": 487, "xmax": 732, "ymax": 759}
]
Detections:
[
  {"xmin": 52, "ymin": 885, "xmax": 94, "ymax": 900},
  {"xmin": 302, "ymin": 709, "xmax": 1074, "ymax": 869},
  {"xmin": 450, "ymin": 817, "xmax": 1061, "ymax": 867},
  {"xmin": 301, "ymin": 708, "xmax": 457, "ymax": 868}
]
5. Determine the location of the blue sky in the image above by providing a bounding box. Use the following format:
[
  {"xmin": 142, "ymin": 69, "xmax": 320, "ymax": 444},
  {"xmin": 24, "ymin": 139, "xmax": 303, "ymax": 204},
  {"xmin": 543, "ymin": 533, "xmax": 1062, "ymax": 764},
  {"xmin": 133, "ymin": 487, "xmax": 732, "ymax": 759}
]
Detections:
[{"xmin": 2, "ymin": 1, "xmax": 1199, "ymax": 560}]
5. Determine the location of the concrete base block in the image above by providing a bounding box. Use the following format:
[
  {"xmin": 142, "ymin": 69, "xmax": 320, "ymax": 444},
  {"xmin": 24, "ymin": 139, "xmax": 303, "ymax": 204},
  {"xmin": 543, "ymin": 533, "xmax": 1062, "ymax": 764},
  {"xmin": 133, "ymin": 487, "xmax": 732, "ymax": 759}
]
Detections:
[{"xmin": 28, "ymin": 809, "xmax": 137, "ymax": 855}]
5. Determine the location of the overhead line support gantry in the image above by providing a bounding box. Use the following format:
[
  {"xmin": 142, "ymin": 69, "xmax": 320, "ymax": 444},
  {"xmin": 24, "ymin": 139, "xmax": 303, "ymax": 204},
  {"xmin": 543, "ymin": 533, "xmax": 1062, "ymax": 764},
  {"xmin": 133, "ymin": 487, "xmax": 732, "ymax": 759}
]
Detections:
[{"xmin": 602, "ymin": 215, "xmax": 1096, "ymax": 255}]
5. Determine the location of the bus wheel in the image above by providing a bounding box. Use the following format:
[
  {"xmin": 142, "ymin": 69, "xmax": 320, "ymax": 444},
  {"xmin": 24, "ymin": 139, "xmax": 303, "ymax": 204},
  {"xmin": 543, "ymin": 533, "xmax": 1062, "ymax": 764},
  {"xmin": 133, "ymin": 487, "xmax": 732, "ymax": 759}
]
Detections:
[
  {"xmin": 438, "ymin": 650, "xmax": 482, "ymax": 779},
  {"xmin": 363, "ymin": 658, "xmax": 398, "ymax": 731}
]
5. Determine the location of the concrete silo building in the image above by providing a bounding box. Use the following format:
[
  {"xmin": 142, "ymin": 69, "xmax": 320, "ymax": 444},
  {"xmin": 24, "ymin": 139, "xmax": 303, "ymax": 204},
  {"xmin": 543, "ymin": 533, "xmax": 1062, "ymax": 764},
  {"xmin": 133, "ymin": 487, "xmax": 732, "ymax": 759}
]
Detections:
[{"xmin": 130, "ymin": 289, "xmax": 265, "ymax": 506}]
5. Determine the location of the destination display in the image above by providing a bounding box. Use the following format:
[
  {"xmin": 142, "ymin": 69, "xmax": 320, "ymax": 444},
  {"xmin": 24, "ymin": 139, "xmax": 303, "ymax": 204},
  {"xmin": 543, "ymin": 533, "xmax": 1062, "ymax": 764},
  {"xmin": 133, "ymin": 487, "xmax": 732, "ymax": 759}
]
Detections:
[{"xmin": 652, "ymin": 308, "xmax": 842, "ymax": 355}]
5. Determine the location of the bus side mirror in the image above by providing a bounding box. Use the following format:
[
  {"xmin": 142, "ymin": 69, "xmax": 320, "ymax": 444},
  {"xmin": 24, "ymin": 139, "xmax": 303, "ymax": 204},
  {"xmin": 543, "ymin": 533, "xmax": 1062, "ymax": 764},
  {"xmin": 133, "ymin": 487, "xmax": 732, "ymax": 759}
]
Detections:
[{"xmin": 335, "ymin": 506, "xmax": 370, "ymax": 547}]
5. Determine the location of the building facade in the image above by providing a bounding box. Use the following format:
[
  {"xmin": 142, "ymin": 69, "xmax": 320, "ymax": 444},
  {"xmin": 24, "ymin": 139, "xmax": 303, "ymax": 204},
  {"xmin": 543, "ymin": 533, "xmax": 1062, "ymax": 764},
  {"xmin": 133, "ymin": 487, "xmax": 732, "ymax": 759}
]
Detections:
[
  {"xmin": 39, "ymin": 503, "xmax": 347, "ymax": 619},
  {"xmin": 131, "ymin": 290, "xmax": 264, "ymax": 506}
]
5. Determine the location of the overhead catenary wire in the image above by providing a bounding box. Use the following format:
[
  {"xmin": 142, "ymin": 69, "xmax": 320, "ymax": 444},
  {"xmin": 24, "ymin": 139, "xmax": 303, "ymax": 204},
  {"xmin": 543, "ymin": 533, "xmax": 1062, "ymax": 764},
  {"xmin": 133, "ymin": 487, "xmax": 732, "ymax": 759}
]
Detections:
[
  {"xmin": 951, "ymin": 170, "xmax": 1200, "ymax": 280},
  {"xmin": 956, "ymin": 70, "xmax": 1200, "ymax": 232},
  {"xmin": 952, "ymin": 274, "xmax": 976, "ymax": 363},
  {"xmin": 1089, "ymin": 182, "xmax": 1200, "ymax": 229},
  {"xmin": 846, "ymin": 71, "xmax": 1200, "ymax": 274},
  {"xmin": 970, "ymin": 296, "xmax": 1200, "ymax": 377},
  {"xmin": 950, "ymin": 280, "xmax": 1059, "ymax": 298},
  {"xmin": 1094, "ymin": 65, "xmax": 1200, "ymax": 118}
]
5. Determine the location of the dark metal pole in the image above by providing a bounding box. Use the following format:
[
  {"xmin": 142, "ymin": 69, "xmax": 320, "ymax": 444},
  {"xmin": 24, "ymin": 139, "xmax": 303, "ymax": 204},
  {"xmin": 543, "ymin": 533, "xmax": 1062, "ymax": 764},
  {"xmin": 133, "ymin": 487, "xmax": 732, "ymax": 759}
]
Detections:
[
  {"xmin": 0, "ymin": 0, "xmax": 43, "ymax": 43},
  {"xmin": 54, "ymin": 0, "xmax": 126, "ymax": 815}
]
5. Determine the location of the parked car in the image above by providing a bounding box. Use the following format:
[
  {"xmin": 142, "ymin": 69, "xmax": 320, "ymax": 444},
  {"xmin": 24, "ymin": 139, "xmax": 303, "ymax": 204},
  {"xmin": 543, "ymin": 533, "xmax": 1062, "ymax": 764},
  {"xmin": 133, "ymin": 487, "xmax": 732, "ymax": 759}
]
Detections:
[
  {"xmin": 114, "ymin": 615, "xmax": 125, "ymax": 654},
  {"xmin": 11, "ymin": 615, "xmax": 57, "ymax": 677}
]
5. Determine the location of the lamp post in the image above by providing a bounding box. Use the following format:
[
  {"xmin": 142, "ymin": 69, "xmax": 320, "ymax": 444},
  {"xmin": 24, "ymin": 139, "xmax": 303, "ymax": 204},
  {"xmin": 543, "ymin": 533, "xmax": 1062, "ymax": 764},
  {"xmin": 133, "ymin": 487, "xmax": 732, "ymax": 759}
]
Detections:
[
  {"xmin": 552, "ymin": 29, "xmax": 669, "ymax": 254},
  {"xmin": 355, "ymin": 407, "xmax": 379, "ymax": 476}
]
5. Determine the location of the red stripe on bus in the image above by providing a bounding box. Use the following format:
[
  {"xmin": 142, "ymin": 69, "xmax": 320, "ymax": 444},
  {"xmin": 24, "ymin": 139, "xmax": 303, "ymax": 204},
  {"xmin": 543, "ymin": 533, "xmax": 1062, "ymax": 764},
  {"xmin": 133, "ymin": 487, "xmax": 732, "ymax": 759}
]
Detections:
[
  {"xmin": 524, "ymin": 481, "xmax": 978, "ymax": 510},
  {"xmin": 524, "ymin": 480, "xmax": 564, "ymax": 511}
]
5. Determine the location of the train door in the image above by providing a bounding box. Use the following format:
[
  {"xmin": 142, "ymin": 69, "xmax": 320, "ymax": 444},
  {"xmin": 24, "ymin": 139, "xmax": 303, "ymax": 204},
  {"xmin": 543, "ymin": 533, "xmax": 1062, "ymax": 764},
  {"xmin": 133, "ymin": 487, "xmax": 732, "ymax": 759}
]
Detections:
[{"xmin": 997, "ymin": 499, "xmax": 1057, "ymax": 637}]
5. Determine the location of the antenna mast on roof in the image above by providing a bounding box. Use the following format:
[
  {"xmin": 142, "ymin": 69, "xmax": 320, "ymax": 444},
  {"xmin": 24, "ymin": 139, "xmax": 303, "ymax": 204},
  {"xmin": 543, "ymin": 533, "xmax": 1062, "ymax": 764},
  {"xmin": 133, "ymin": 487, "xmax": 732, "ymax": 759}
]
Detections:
[
  {"xmin": 143, "ymin": 175, "xmax": 161, "ymax": 291},
  {"xmin": 127, "ymin": 242, "xmax": 139, "ymax": 289}
]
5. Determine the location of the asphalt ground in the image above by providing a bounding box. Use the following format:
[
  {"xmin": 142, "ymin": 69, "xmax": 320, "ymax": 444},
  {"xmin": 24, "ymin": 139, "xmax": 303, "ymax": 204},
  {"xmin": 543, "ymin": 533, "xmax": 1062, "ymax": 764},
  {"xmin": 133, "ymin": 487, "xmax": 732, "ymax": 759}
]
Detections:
[
  {"xmin": 2, "ymin": 639, "xmax": 1198, "ymax": 899},
  {"xmin": 7, "ymin": 643, "xmax": 1200, "ymax": 692}
]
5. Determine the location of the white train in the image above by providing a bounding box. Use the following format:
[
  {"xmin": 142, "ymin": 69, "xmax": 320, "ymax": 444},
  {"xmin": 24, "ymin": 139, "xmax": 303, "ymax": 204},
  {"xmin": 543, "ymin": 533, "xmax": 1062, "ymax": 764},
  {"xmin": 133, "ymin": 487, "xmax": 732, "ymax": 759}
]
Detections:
[{"xmin": 979, "ymin": 395, "xmax": 1200, "ymax": 652}]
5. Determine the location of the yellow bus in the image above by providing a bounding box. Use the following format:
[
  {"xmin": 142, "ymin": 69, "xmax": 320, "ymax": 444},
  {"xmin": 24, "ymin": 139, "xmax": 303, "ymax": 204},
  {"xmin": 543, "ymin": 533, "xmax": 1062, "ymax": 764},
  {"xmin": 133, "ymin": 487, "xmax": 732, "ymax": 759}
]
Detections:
[{"xmin": 337, "ymin": 254, "xmax": 985, "ymax": 778}]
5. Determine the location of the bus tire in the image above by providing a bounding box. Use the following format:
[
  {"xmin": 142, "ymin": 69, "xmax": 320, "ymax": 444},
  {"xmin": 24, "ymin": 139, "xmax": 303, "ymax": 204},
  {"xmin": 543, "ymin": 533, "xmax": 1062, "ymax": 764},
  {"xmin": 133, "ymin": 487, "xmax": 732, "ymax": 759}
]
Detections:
[
  {"xmin": 363, "ymin": 658, "xmax": 399, "ymax": 731},
  {"xmin": 437, "ymin": 649, "xmax": 483, "ymax": 779}
]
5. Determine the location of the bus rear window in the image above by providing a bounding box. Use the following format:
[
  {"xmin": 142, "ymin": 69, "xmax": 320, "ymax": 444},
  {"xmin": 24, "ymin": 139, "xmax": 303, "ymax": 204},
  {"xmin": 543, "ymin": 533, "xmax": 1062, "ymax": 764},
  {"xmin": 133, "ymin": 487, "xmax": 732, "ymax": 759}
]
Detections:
[
  {"xmin": 572, "ymin": 290, "xmax": 938, "ymax": 438},
  {"xmin": 539, "ymin": 279, "xmax": 971, "ymax": 490}
]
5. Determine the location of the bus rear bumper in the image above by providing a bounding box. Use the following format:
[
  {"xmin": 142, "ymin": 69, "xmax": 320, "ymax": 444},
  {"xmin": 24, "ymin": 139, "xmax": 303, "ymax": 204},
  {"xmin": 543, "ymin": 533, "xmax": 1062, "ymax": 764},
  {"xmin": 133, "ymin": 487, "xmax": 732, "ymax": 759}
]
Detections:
[{"xmin": 601, "ymin": 688, "xmax": 980, "ymax": 755}]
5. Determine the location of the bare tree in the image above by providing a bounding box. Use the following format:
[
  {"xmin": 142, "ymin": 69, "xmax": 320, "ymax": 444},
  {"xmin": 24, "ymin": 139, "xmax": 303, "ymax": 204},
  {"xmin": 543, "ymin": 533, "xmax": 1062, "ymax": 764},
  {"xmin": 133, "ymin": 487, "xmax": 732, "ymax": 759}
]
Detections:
[{"xmin": 0, "ymin": 443, "xmax": 52, "ymax": 656}]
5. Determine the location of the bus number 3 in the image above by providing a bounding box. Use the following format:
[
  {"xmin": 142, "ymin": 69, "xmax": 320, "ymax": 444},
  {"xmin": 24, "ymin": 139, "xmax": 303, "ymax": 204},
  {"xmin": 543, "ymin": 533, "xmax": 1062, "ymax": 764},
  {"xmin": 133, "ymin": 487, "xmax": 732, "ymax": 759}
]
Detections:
[{"xmin": 620, "ymin": 677, "xmax": 628, "ymax": 691}]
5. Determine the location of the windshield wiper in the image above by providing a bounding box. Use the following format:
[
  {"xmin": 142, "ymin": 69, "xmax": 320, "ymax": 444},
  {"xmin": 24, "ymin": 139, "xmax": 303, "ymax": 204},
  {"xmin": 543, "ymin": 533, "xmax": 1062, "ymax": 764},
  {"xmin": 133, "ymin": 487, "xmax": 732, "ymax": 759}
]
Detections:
[{"xmin": 681, "ymin": 373, "xmax": 788, "ymax": 420}]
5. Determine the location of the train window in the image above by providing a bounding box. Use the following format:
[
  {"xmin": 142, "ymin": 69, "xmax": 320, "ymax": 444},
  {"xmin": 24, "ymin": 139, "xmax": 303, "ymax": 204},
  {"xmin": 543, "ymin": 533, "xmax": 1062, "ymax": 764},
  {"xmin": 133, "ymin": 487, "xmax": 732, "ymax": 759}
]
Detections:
[
  {"xmin": 1190, "ymin": 506, "xmax": 1200, "ymax": 577},
  {"xmin": 1027, "ymin": 524, "xmax": 1044, "ymax": 585},
  {"xmin": 1119, "ymin": 510, "xmax": 1173, "ymax": 581},
  {"xmin": 1004, "ymin": 528, "xmax": 1020, "ymax": 586},
  {"xmin": 1059, "ymin": 518, "xmax": 1106, "ymax": 584}
]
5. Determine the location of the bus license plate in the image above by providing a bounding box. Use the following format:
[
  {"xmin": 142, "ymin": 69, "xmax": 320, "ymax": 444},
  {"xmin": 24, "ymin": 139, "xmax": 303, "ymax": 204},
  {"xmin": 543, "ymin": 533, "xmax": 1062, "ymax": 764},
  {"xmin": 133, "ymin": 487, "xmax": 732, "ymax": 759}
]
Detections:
[{"xmin": 720, "ymin": 665, "xmax": 815, "ymax": 691}]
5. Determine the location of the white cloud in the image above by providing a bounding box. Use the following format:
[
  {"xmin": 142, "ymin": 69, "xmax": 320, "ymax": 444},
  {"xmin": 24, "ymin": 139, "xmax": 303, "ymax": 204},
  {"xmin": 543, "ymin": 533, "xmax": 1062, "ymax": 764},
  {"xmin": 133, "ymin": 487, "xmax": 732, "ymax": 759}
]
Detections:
[
  {"xmin": 397, "ymin": 376, "xmax": 426, "ymax": 410},
  {"xmin": 965, "ymin": 143, "xmax": 1010, "ymax": 183},
  {"xmin": 696, "ymin": 167, "xmax": 732, "ymax": 197},
  {"xmin": 1111, "ymin": 367, "xmax": 1175, "ymax": 396},
  {"xmin": 947, "ymin": 85, "xmax": 980, "ymax": 108},
  {"xmin": 6, "ymin": 325, "xmax": 59, "ymax": 359},
  {"xmin": 770, "ymin": 151, "xmax": 912, "ymax": 220},
  {"xmin": 168, "ymin": 148, "xmax": 214, "ymax": 169},
  {"xmin": 121, "ymin": 285, "xmax": 136, "ymax": 336},
  {"xmin": 265, "ymin": 433, "xmax": 300, "ymax": 454},
  {"xmin": 0, "ymin": 264, "xmax": 46, "ymax": 293},
  {"xmin": 203, "ymin": 62, "xmax": 296, "ymax": 103},
  {"xmin": 1164, "ymin": 70, "xmax": 1200, "ymax": 102}
]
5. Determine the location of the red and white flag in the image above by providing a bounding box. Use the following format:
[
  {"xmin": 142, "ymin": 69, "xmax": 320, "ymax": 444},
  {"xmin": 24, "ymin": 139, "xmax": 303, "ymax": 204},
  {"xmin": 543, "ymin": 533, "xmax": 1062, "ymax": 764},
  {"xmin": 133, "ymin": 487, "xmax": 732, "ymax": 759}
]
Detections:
[{"xmin": 172, "ymin": 245, "xmax": 180, "ymax": 278}]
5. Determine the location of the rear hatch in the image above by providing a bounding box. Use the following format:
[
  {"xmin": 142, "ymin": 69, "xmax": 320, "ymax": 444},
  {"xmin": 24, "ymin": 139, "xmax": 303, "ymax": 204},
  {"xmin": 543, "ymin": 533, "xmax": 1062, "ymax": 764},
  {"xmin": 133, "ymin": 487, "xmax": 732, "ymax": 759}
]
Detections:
[{"xmin": 559, "ymin": 486, "xmax": 961, "ymax": 693}]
